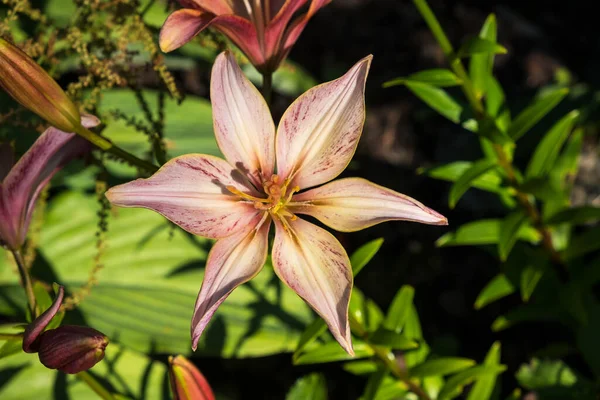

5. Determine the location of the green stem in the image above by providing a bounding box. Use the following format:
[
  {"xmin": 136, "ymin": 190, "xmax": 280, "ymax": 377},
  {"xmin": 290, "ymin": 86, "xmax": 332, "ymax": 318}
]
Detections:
[
  {"xmin": 11, "ymin": 250, "xmax": 36, "ymax": 319},
  {"xmin": 262, "ymin": 72, "xmax": 273, "ymax": 107},
  {"xmin": 0, "ymin": 333, "xmax": 23, "ymax": 340},
  {"xmin": 75, "ymin": 126, "xmax": 158, "ymax": 173},
  {"xmin": 77, "ymin": 371, "xmax": 116, "ymax": 400}
]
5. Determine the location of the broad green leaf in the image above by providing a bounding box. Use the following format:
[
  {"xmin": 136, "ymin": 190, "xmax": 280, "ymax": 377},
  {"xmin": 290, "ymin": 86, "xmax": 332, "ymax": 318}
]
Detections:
[
  {"xmin": 507, "ymin": 88, "xmax": 569, "ymax": 140},
  {"xmin": 343, "ymin": 360, "xmax": 378, "ymax": 375},
  {"xmin": 372, "ymin": 377, "xmax": 409, "ymax": 400},
  {"xmin": 293, "ymin": 341, "xmax": 374, "ymax": 365},
  {"xmin": 563, "ymin": 225, "xmax": 600, "ymax": 260},
  {"xmin": 467, "ymin": 342, "xmax": 501, "ymax": 400},
  {"xmin": 474, "ymin": 274, "xmax": 516, "ymax": 310},
  {"xmin": 405, "ymin": 81, "xmax": 463, "ymax": 123},
  {"xmin": 516, "ymin": 358, "xmax": 577, "ymax": 389},
  {"xmin": 526, "ymin": 110, "xmax": 580, "ymax": 178},
  {"xmin": 520, "ymin": 261, "xmax": 547, "ymax": 302},
  {"xmin": 438, "ymin": 364, "xmax": 506, "ymax": 400},
  {"xmin": 436, "ymin": 219, "xmax": 539, "ymax": 247},
  {"xmin": 384, "ymin": 69, "xmax": 462, "ymax": 88},
  {"xmin": 410, "ymin": 358, "xmax": 475, "ymax": 378},
  {"xmin": 351, "ymin": 238, "xmax": 384, "ymax": 276},
  {"xmin": 498, "ymin": 211, "xmax": 528, "ymax": 261},
  {"xmin": 383, "ymin": 285, "xmax": 414, "ymax": 332},
  {"xmin": 363, "ymin": 364, "xmax": 388, "ymax": 400},
  {"xmin": 0, "ymin": 344, "xmax": 165, "ymax": 399},
  {"xmin": 457, "ymin": 37, "xmax": 507, "ymax": 59},
  {"xmin": 470, "ymin": 14, "xmax": 498, "ymax": 99},
  {"xmin": 368, "ymin": 328, "xmax": 419, "ymax": 350},
  {"xmin": 449, "ymin": 159, "xmax": 497, "ymax": 208},
  {"xmin": 0, "ymin": 340, "xmax": 22, "ymax": 360},
  {"xmin": 286, "ymin": 373, "xmax": 328, "ymax": 400},
  {"xmin": 545, "ymin": 206, "xmax": 600, "ymax": 226},
  {"xmin": 0, "ymin": 193, "xmax": 312, "ymax": 358}
]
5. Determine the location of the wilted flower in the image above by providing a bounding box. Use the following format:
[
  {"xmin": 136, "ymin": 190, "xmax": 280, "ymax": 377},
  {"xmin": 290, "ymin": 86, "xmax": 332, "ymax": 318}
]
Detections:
[
  {"xmin": 106, "ymin": 51, "xmax": 447, "ymax": 354},
  {"xmin": 0, "ymin": 115, "xmax": 99, "ymax": 251},
  {"xmin": 160, "ymin": 0, "xmax": 330, "ymax": 73},
  {"xmin": 169, "ymin": 355, "xmax": 215, "ymax": 400},
  {"xmin": 23, "ymin": 285, "xmax": 109, "ymax": 374},
  {"xmin": 0, "ymin": 38, "xmax": 82, "ymax": 133}
]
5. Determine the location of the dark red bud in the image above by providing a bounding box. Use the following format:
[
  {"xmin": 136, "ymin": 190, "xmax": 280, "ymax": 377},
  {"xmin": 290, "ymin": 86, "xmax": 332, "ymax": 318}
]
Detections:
[{"xmin": 37, "ymin": 325, "xmax": 109, "ymax": 374}]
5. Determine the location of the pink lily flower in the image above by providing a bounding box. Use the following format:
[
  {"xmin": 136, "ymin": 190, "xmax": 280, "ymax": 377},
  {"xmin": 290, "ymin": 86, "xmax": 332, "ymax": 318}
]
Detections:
[
  {"xmin": 159, "ymin": 0, "xmax": 331, "ymax": 73},
  {"xmin": 105, "ymin": 52, "xmax": 447, "ymax": 354},
  {"xmin": 0, "ymin": 115, "xmax": 99, "ymax": 251}
]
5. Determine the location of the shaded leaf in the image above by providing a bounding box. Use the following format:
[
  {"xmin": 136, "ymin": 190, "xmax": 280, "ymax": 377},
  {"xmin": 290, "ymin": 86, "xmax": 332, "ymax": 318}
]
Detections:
[
  {"xmin": 410, "ymin": 358, "xmax": 475, "ymax": 378},
  {"xmin": 457, "ymin": 37, "xmax": 507, "ymax": 58},
  {"xmin": 405, "ymin": 82, "xmax": 463, "ymax": 123},
  {"xmin": 470, "ymin": 14, "xmax": 498, "ymax": 99},
  {"xmin": 403, "ymin": 305, "xmax": 430, "ymax": 367},
  {"xmin": 507, "ymin": 88, "xmax": 569, "ymax": 140},
  {"xmin": 498, "ymin": 211, "xmax": 528, "ymax": 261},
  {"xmin": 520, "ymin": 261, "xmax": 547, "ymax": 302},
  {"xmin": 349, "ymin": 287, "xmax": 384, "ymax": 333},
  {"xmin": 293, "ymin": 342, "xmax": 374, "ymax": 365},
  {"xmin": 437, "ymin": 219, "xmax": 539, "ymax": 247},
  {"xmin": 0, "ymin": 340, "xmax": 22, "ymax": 360},
  {"xmin": 438, "ymin": 365, "xmax": 506, "ymax": 400},
  {"xmin": 368, "ymin": 328, "xmax": 419, "ymax": 350},
  {"xmin": 449, "ymin": 159, "xmax": 497, "ymax": 208},
  {"xmin": 383, "ymin": 285, "xmax": 414, "ymax": 332},
  {"xmin": 545, "ymin": 206, "xmax": 600, "ymax": 226},
  {"xmin": 286, "ymin": 373, "xmax": 328, "ymax": 400},
  {"xmin": 474, "ymin": 274, "xmax": 516, "ymax": 310},
  {"xmin": 363, "ymin": 364, "xmax": 388, "ymax": 400},
  {"xmin": 563, "ymin": 225, "xmax": 600, "ymax": 260},
  {"xmin": 384, "ymin": 69, "xmax": 462, "ymax": 88},
  {"xmin": 467, "ymin": 342, "xmax": 501, "ymax": 400}
]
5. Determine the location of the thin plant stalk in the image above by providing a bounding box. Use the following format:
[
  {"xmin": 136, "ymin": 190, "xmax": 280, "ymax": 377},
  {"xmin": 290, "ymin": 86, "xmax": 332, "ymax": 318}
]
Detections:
[
  {"xmin": 262, "ymin": 72, "xmax": 273, "ymax": 107},
  {"xmin": 11, "ymin": 250, "xmax": 36, "ymax": 318},
  {"xmin": 77, "ymin": 371, "xmax": 117, "ymax": 400}
]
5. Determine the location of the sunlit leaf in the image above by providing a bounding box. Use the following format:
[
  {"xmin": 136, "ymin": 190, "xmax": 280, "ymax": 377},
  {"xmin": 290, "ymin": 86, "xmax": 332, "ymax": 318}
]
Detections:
[
  {"xmin": 436, "ymin": 219, "xmax": 539, "ymax": 247},
  {"xmin": 498, "ymin": 211, "xmax": 528, "ymax": 261},
  {"xmin": 286, "ymin": 373, "xmax": 328, "ymax": 400},
  {"xmin": 470, "ymin": 14, "xmax": 498, "ymax": 99},
  {"xmin": 403, "ymin": 305, "xmax": 430, "ymax": 367},
  {"xmin": 438, "ymin": 364, "xmax": 506, "ymax": 400},
  {"xmin": 368, "ymin": 328, "xmax": 419, "ymax": 350},
  {"xmin": 363, "ymin": 364, "xmax": 388, "ymax": 400},
  {"xmin": 405, "ymin": 82, "xmax": 463, "ymax": 123},
  {"xmin": 384, "ymin": 69, "xmax": 462, "ymax": 88},
  {"xmin": 410, "ymin": 358, "xmax": 475, "ymax": 378},
  {"xmin": 474, "ymin": 274, "xmax": 515, "ymax": 310},
  {"xmin": 349, "ymin": 287, "xmax": 384, "ymax": 333},
  {"xmin": 449, "ymin": 159, "xmax": 497, "ymax": 208},
  {"xmin": 552, "ymin": 128, "xmax": 583, "ymax": 182},
  {"xmin": 293, "ymin": 341, "xmax": 374, "ymax": 365},
  {"xmin": 467, "ymin": 342, "xmax": 501, "ymax": 400},
  {"xmin": 383, "ymin": 286, "xmax": 414, "ymax": 333},
  {"xmin": 456, "ymin": 37, "xmax": 507, "ymax": 59},
  {"xmin": 507, "ymin": 88, "xmax": 569, "ymax": 140},
  {"xmin": 351, "ymin": 238, "xmax": 384, "ymax": 277},
  {"xmin": 419, "ymin": 161, "xmax": 507, "ymax": 196},
  {"xmin": 343, "ymin": 360, "xmax": 378, "ymax": 376}
]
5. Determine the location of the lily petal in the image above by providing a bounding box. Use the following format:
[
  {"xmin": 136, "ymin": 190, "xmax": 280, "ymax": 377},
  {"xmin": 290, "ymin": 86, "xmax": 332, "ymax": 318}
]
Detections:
[
  {"xmin": 272, "ymin": 217, "xmax": 353, "ymax": 354},
  {"xmin": 276, "ymin": 55, "xmax": 372, "ymax": 189},
  {"xmin": 290, "ymin": 178, "xmax": 448, "ymax": 232},
  {"xmin": 211, "ymin": 15, "xmax": 265, "ymax": 67},
  {"xmin": 0, "ymin": 115, "xmax": 98, "ymax": 250},
  {"xmin": 159, "ymin": 9, "xmax": 214, "ymax": 52},
  {"xmin": 0, "ymin": 142, "xmax": 14, "ymax": 182},
  {"xmin": 181, "ymin": 0, "xmax": 232, "ymax": 14},
  {"xmin": 105, "ymin": 155, "xmax": 260, "ymax": 239},
  {"xmin": 211, "ymin": 52, "xmax": 275, "ymax": 186},
  {"xmin": 264, "ymin": 0, "xmax": 308, "ymax": 64},
  {"xmin": 191, "ymin": 214, "xmax": 270, "ymax": 350}
]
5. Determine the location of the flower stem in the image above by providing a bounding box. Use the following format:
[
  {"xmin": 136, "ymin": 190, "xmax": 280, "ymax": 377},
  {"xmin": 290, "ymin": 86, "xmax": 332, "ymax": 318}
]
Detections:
[
  {"xmin": 77, "ymin": 371, "xmax": 116, "ymax": 400},
  {"xmin": 262, "ymin": 72, "xmax": 273, "ymax": 107},
  {"xmin": 11, "ymin": 250, "xmax": 36, "ymax": 319},
  {"xmin": 0, "ymin": 333, "xmax": 23, "ymax": 340},
  {"xmin": 412, "ymin": 0, "xmax": 568, "ymax": 278},
  {"xmin": 75, "ymin": 126, "xmax": 159, "ymax": 173}
]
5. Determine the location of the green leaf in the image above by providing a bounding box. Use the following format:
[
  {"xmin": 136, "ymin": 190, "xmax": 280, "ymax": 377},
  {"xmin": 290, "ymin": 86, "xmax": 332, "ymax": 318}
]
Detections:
[
  {"xmin": 384, "ymin": 69, "xmax": 462, "ymax": 88},
  {"xmin": 545, "ymin": 206, "xmax": 600, "ymax": 226},
  {"xmin": 457, "ymin": 37, "xmax": 507, "ymax": 59},
  {"xmin": 351, "ymin": 238, "xmax": 384, "ymax": 277},
  {"xmin": 286, "ymin": 373, "xmax": 328, "ymax": 400},
  {"xmin": 486, "ymin": 76, "xmax": 507, "ymax": 120},
  {"xmin": 449, "ymin": 159, "xmax": 497, "ymax": 208},
  {"xmin": 403, "ymin": 304, "xmax": 430, "ymax": 367},
  {"xmin": 405, "ymin": 81, "xmax": 463, "ymax": 123},
  {"xmin": 552, "ymin": 128, "xmax": 583, "ymax": 182},
  {"xmin": 0, "ymin": 340, "xmax": 22, "ymax": 360},
  {"xmin": 410, "ymin": 358, "xmax": 476, "ymax": 378},
  {"xmin": 293, "ymin": 341, "xmax": 374, "ymax": 365},
  {"xmin": 436, "ymin": 219, "xmax": 539, "ymax": 247},
  {"xmin": 0, "ymin": 193, "xmax": 312, "ymax": 358},
  {"xmin": 343, "ymin": 360, "xmax": 378, "ymax": 375},
  {"xmin": 383, "ymin": 285, "xmax": 414, "ymax": 332},
  {"xmin": 470, "ymin": 14, "xmax": 498, "ymax": 99},
  {"xmin": 349, "ymin": 287, "xmax": 384, "ymax": 333},
  {"xmin": 368, "ymin": 328, "xmax": 419, "ymax": 350},
  {"xmin": 293, "ymin": 319, "xmax": 329, "ymax": 361},
  {"xmin": 526, "ymin": 110, "xmax": 580, "ymax": 178},
  {"xmin": 0, "ymin": 344, "xmax": 165, "ymax": 399},
  {"xmin": 507, "ymin": 88, "xmax": 569, "ymax": 140},
  {"xmin": 438, "ymin": 364, "xmax": 506, "ymax": 400},
  {"xmin": 491, "ymin": 304, "xmax": 565, "ymax": 332},
  {"xmin": 498, "ymin": 211, "xmax": 528, "ymax": 261},
  {"xmin": 474, "ymin": 274, "xmax": 516, "ymax": 310},
  {"xmin": 563, "ymin": 225, "xmax": 600, "ymax": 260},
  {"xmin": 467, "ymin": 342, "xmax": 501, "ymax": 400},
  {"xmin": 520, "ymin": 261, "xmax": 547, "ymax": 302},
  {"xmin": 516, "ymin": 358, "xmax": 577, "ymax": 389},
  {"xmin": 32, "ymin": 282, "xmax": 64, "ymax": 330},
  {"xmin": 362, "ymin": 364, "xmax": 388, "ymax": 400}
]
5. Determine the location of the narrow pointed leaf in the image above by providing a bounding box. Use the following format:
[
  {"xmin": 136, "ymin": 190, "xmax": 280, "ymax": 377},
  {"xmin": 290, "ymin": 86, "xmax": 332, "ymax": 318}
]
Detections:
[
  {"xmin": 470, "ymin": 14, "xmax": 498, "ymax": 99},
  {"xmin": 552, "ymin": 128, "xmax": 583, "ymax": 181},
  {"xmin": 467, "ymin": 342, "xmax": 502, "ymax": 400},
  {"xmin": 403, "ymin": 305, "xmax": 430, "ymax": 367},
  {"xmin": 362, "ymin": 364, "xmax": 388, "ymax": 400},
  {"xmin": 293, "ymin": 342, "xmax": 374, "ymax": 365},
  {"xmin": 486, "ymin": 76, "xmax": 508, "ymax": 121},
  {"xmin": 545, "ymin": 206, "xmax": 600, "ymax": 226},
  {"xmin": 349, "ymin": 287, "xmax": 384, "ymax": 333},
  {"xmin": 405, "ymin": 81, "xmax": 463, "ymax": 123},
  {"xmin": 437, "ymin": 219, "xmax": 539, "ymax": 247},
  {"xmin": 383, "ymin": 285, "xmax": 414, "ymax": 332},
  {"xmin": 498, "ymin": 211, "xmax": 528, "ymax": 261},
  {"xmin": 474, "ymin": 274, "xmax": 515, "ymax": 310},
  {"xmin": 507, "ymin": 88, "xmax": 569, "ymax": 140},
  {"xmin": 449, "ymin": 159, "xmax": 497, "ymax": 208},
  {"xmin": 420, "ymin": 161, "xmax": 505, "ymax": 194},
  {"xmin": 526, "ymin": 110, "xmax": 579, "ymax": 178},
  {"xmin": 410, "ymin": 358, "xmax": 476, "ymax": 378},
  {"xmin": 293, "ymin": 319, "xmax": 329, "ymax": 361},
  {"xmin": 351, "ymin": 238, "xmax": 384, "ymax": 276},
  {"xmin": 343, "ymin": 360, "xmax": 378, "ymax": 376},
  {"xmin": 457, "ymin": 37, "xmax": 507, "ymax": 59},
  {"xmin": 438, "ymin": 365, "xmax": 506, "ymax": 400},
  {"xmin": 286, "ymin": 373, "xmax": 328, "ymax": 400},
  {"xmin": 368, "ymin": 328, "xmax": 419, "ymax": 350},
  {"xmin": 520, "ymin": 261, "xmax": 547, "ymax": 302},
  {"xmin": 563, "ymin": 225, "xmax": 600, "ymax": 260},
  {"xmin": 384, "ymin": 69, "xmax": 462, "ymax": 88}
]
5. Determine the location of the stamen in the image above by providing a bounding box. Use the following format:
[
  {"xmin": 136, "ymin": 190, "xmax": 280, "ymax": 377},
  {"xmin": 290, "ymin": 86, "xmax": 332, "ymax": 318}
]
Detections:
[
  {"xmin": 284, "ymin": 185, "xmax": 300, "ymax": 204},
  {"xmin": 226, "ymin": 185, "xmax": 269, "ymax": 203}
]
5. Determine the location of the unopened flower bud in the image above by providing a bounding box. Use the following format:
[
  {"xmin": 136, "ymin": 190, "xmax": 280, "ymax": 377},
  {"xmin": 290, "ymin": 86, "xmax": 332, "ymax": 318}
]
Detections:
[
  {"xmin": 37, "ymin": 325, "xmax": 108, "ymax": 374},
  {"xmin": 0, "ymin": 38, "xmax": 82, "ymax": 133},
  {"xmin": 168, "ymin": 355, "xmax": 215, "ymax": 400}
]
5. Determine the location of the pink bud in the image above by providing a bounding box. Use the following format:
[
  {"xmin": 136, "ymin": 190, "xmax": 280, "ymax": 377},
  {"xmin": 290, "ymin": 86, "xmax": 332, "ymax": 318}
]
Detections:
[
  {"xmin": 168, "ymin": 355, "xmax": 215, "ymax": 400},
  {"xmin": 0, "ymin": 38, "xmax": 82, "ymax": 133},
  {"xmin": 37, "ymin": 325, "xmax": 109, "ymax": 374}
]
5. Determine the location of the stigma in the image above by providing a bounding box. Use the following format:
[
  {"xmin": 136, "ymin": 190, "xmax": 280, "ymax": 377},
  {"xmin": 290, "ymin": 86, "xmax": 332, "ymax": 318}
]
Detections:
[{"xmin": 226, "ymin": 174, "xmax": 299, "ymax": 218}]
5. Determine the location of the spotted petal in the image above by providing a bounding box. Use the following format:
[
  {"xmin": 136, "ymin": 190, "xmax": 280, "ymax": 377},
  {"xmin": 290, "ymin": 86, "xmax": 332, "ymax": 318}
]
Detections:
[
  {"xmin": 105, "ymin": 155, "xmax": 260, "ymax": 239},
  {"xmin": 181, "ymin": 0, "xmax": 232, "ymax": 14},
  {"xmin": 276, "ymin": 55, "xmax": 372, "ymax": 190},
  {"xmin": 272, "ymin": 217, "xmax": 353, "ymax": 354},
  {"xmin": 191, "ymin": 214, "xmax": 270, "ymax": 350},
  {"xmin": 211, "ymin": 51, "xmax": 275, "ymax": 186},
  {"xmin": 159, "ymin": 9, "xmax": 214, "ymax": 52},
  {"xmin": 290, "ymin": 178, "xmax": 448, "ymax": 232}
]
